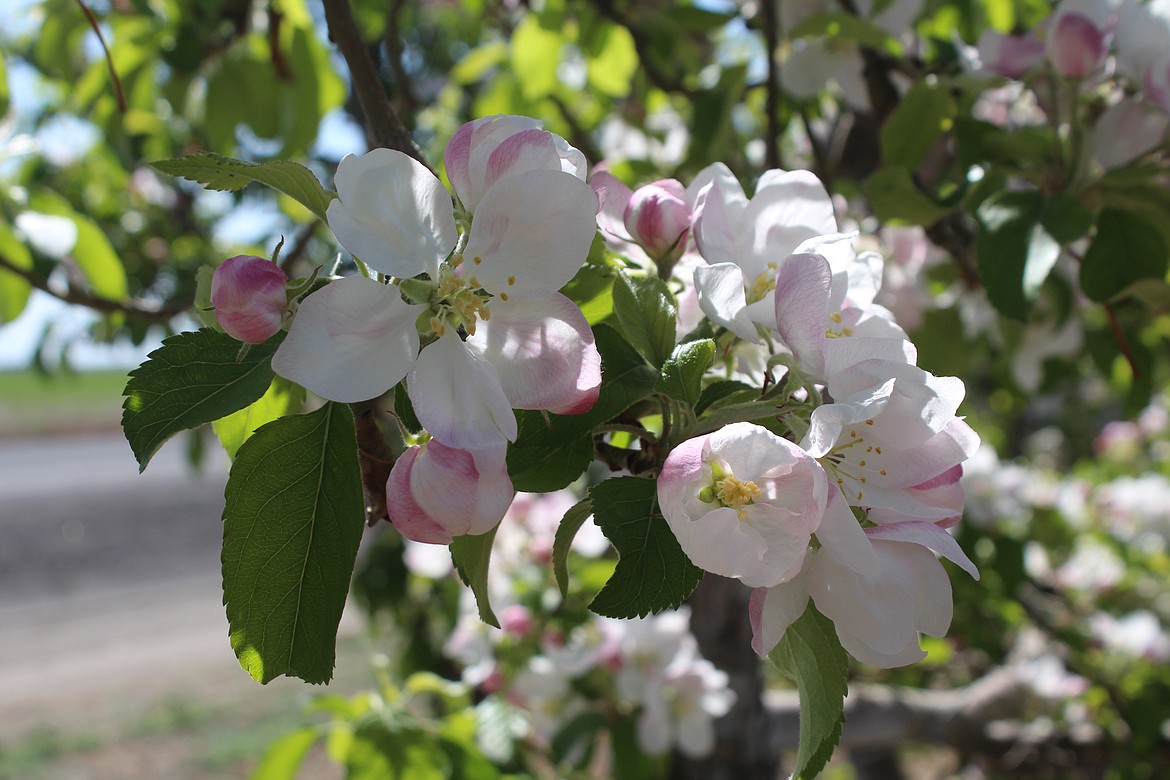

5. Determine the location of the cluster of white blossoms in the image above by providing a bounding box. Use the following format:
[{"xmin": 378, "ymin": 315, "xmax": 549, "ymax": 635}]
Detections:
[
  {"xmin": 254, "ymin": 116, "xmax": 604, "ymax": 544},
  {"xmin": 212, "ymin": 113, "xmax": 980, "ymax": 670},
  {"xmin": 629, "ymin": 162, "xmax": 982, "ymax": 668}
]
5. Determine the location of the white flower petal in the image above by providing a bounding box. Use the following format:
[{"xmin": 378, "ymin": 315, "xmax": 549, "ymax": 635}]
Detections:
[
  {"xmin": 463, "ymin": 170, "xmax": 599, "ymax": 295},
  {"xmin": 467, "ymin": 292, "xmax": 601, "ymax": 414},
  {"xmin": 694, "ymin": 263, "xmax": 759, "ymax": 341},
  {"xmin": 327, "ymin": 149, "xmax": 457, "ymax": 279},
  {"xmin": 407, "ymin": 331, "xmax": 518, "ymax": 448},
  {"xmin": 272, "ymin": 277, "xmax": 421, "ymax": 402},
  {"xmin": 749, "ymin": 575, "xmax": 810, "ymax": 657}
]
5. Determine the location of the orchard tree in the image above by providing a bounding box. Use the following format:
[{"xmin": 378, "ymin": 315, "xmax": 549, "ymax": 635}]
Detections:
[{"xmin": 2, "ymin": 0, "xmax": 1170, "ymax": 778}]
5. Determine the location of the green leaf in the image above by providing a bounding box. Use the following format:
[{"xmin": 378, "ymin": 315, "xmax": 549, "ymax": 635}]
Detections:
[
  {"xmin": 553, "ymin": 498, "xmax": 593, "ymax": 597},
  {"xmin": 1080, "ymin": 209, "xmax": 1169, "ymax": 302},
  {"xmin": 656, "ymin": 339, "xmax": 715, "ymax": 408},
  {"xmin": 0, "ymin": 54, "xmax": 9, "ymax": 117},
  {"xmin": 585, "ymin": 23, "xmax": 638, "ymax": 98},
  {"xmin": 213, "ymin": 376, "xmax": 305, "ymax": 459},
  {"xmin": 695, "ymin": 379, "xmax": 754, "ymax": 415},
  {"xmin": 26, "ymin": 191, "xmax": 129, "ymax": 302},
  {"xmin": 768, "ymin": 604, "xmax": 849, "ymax": 780},
  {"xmin": 612, "ymin": 272, "xmax": 677, "ymax": 368},
  {"xmin": 588, "ymin": 477, "xmax": 704, "ymax": 619},
  {"xmin": 249, "ymin": 727, "xmax": 320, "ymax": 780},
  {"xmin": 511, "ymin": 15, "xmax": 561, "ymax": 100},
  {"xmin": 687, "ymin": 398, "xmax": 788, "ymax": 438},
  {"xmin": 122, "ymin": 329, "xmax": 284, "ymax": 471},
  {"xmin": 151, "ymin": 153, "xmax": 336, "ymax": 222},
  {"xmin": 789, "ymin": 12, "xmax": 903, "ymax": 55},
  {"xmin": 507, "ymin": 324, "xmax": 658, "ymax": 492},
  {"xmin": 0, "ymin": 224, "xmax": 32, "ymax": 323},
  {"xmin": 976, "ymin": 190, "xmax": 1067, "ymax": 319},
  {"xmin": 346, "ymin": 721, "xmax": 448, "ymax": 780},
  {"xmin": 451, "ymin": 41, "xmax": 508, "ymax": 84},
  {"xmin": 223, "ymin": 403, "xmax": 365, "ymax": 684},
  {"xmin": 451, "ymin": 527, "xmax": 500, "ymax": 628},
  {"xmin": 562, "ymin": 262, "xmax": 617, "ymax": 325},
  {"xmin": 862, "ymin": 167, "xmax": 951, "ymax": 225},
  {"xmin": 881, "ymin": 81, "xmax": 955, "ymax": 169}
]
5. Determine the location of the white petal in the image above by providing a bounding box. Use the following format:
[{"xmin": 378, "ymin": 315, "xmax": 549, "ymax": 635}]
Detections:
[
  {"xmin": 865, "ymin": 521, "xmax": 980, "ymax": 580},
  {"xmin": 272, "ymin": 277, "xmax": 421, "ymax": 402},
  {"xmin": 746, "ymin": 170, "xmax": 837, "ymax": 276},
  {"xmin": 694, "ymin": 263, "xmax": 759, "ymax": 342},
  {"xmin": 815, "ymin": 488, "xmax": 879, "ymax": 576},
  {"xmin": 775, "ymin": 252, "xmax": 832, "ymax": 377},
  {"xmin": 328, "ymin": 149, "xmax": 457, "ymax": 279},
  {"xmin": 463, "ymin": 170, "xmax": 599, "ymax": 295},
  {"xmin": 467, "ymin": 292, "xmax": 601, "ymax": 414},
  {"xmin": 749, "ymin": 575, "xmax": 810, "ymax": 657},
  {"xmin": 407, "ymin": 331, "xmax": 518, "ymax": 448}
]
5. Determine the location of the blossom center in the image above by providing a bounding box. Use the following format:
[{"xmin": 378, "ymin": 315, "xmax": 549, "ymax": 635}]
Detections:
[
  {"xmin": 699, "ymin": 464, "xmax": 762, "ymax": 519},
  {"xmin": 819, "ymin": 420, "xmax": 885, "ymax": 504},
  {"xmin": 824, "ymin": 311, "xmax": 854, "ymax": 339},
  {"xmin": 429, "ymin": 263, "xmax": 491, "ymax": 337},
  {"xmin": 747, "ymin": 261, "xmax": 780, "ymax": 304}
]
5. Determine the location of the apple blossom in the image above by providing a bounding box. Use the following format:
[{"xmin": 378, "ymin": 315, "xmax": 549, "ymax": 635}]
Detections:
[
  {"xmin": 210, "ymin": 254, "xmax": 288, "ymax": 344},
  {"xmin": 1046, "ymin": 12, "xmax": 1107, "ymax": 79},
  {"xmin": 385, "ymin": 438, "xmax": 514, "ymax": 545},
  {"xmin": 976, "ymin": 30, "xmax": 1046, "ymax": 78},
  {"xmin": 272, "ymin": 124, "xmax": 601, "ymax": 448},
  {"xmin": 692, "ymin": 166, "xmax": 837, "ymax": 340},
  {"xmin": 1092, "ymin": 99, "xmax": 1170, "ymax": 169},
  {"xmin": 657, "ymin": 422, "xmax": 830, "ymax": 588}
]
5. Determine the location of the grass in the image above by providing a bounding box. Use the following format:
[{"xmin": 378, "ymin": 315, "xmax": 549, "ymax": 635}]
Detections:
[{"xmin": 0, "ymin": 369, "xmax": 129, "ymax": 437}]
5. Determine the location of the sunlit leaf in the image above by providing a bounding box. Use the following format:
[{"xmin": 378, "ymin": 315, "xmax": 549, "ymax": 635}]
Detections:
[{"xmin": 223, "ymin": 402, "xmax": 365, "ymax": 685}]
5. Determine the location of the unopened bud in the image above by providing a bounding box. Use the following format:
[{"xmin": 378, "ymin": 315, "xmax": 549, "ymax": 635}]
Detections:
[
  {"xmin": 623, "ymin": 179, "xmax": 691, "ymax": 259},
  {"xmin": 499, "ymin": 604, "xmax": 534, "ymax": 636},
  {"xmin": 1047, "ymin": 13, "xmax": 1106, "ymax": 79},
  {"xmin": 210, "ymin": 255, "xmax": 288, "ymax": 343}
]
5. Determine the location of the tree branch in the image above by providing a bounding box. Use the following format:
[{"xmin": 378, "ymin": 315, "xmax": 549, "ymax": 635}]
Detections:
[
  {"xmin": 383, "ymin": 0, "xmax": 421, "ymax": 116},
  {"xmin": 758, "ymin": 0, "xmax": 783, "ymax": 171},
  {"xmin": 321, "ymin": 0, "xmax": 428, "ymax": 167},
  {"xmin": 0, "ymin": 254, "xmax": 190, "ymax": 323}
]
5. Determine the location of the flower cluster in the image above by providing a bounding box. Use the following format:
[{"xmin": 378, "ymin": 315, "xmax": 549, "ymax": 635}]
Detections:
[{"xmin": 649, "ymin": 164, "xmax": 981, "ymax": 668}]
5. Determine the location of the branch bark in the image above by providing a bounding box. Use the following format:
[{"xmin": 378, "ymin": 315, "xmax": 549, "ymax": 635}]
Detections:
[
  {"xmin": 321, "ymin": 0, "xmax": 428, "ymax": 166},
  {"xmin": 0, "ymin": 254, "xmax": 190, "ymax": 323}
]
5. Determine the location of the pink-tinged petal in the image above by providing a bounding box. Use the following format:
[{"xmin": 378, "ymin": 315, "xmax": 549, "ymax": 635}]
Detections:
[
  {"xmin": 864, "ymin": 521, "xmax": 979, "ymax": 580},
  {"xmin": 407, "ymin": 331, "xmax": 518, "ymax": 449},
  {"xmin": 211, "ymin": 255, "xmax": 288, "ymax": 343},
  {"xmin": 463, "ymin": 170, "xmax": 599, "ymax": 295},
  {"xmin": 446, "ymin": 115, "xmax": 542, "ymax": 210},
  {"xmin": 977, "ymin": 29, "xmax": 1045, "ymax": 78},
  {"xmin": 750, "ymin": 576, "xmax": 810, "ymax": 657},
  {"xmin": 1047, "ymin": 13, "xmax": 1106, "ymax": 79},
  {"xmin": 272, "ymin": 277, "xmax": 421, "ymax": 402},
  {"xmin": 484, "ymin": 129, "xmax": 561, "ymax": 193},
  {"xmin": 624, "ymin": 179, "xmax": 691, "ymax": 258},
  {"xmin": 775, "ymin": 252, "xmax": 831, "ymax": 377},
  {"xmin": 591, "ymin": 169, "xmax": 634, "ymax": 240},
  {"xmin": 1093, "ymin": 99, "xmax": 1170, "ymax": 169},
  {"xmin": 815, "ymin": 487, "xmax": 879, "ymax": 577},
  {"xmin": 443, "ymin": 118, "xmax": 480, "ymax": 208},
  {"xmin": 387, "ymin": 439, "xmax": 514, "ymax": 543},
  {"xmin": 467, "ymin": 292, "xmax": 600, "ymax": 414},
  {"xmin": 868, "ymin": 464, "xmax": 966, "ymax": 527},
  {"xmin": 833, "ymin": 622, "xmax": 926, "ymax": 668},
  {"xmin": 386, "ymin": 446, "xmax": 454, "ymax": 544},
  {"xmin": 657, "ymin": 434, "xmax": 711, "ymax": 521},
  {"xmin": 668, "ymin": 505, "xmax": 771, "ymax": 582},
  {"xmin": 693, "ymin": 263, "xmax": 758, "ymax": 341},
  {"xmin": 327, "ymin": 149, "xmax": 457, "ymax": 279}
]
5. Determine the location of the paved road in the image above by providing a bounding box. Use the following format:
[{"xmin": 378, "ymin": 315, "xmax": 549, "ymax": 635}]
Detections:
[{"xmin": 0, "ymin": 434, "xmax": 259, "ymax": 737}]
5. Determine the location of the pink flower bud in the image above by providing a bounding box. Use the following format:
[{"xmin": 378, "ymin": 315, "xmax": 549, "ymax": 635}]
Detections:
[
  {"xmin": 978, "ymin": 29, "xmax": 1045, "ymax": 78},
  {"xmin": 386, "ymin": 440, "xmax": 513, "ymax": 545},
  {"xmin": 210, "ymin": 255, "xmax": 288, "ymax": 343},
  {"xmin": 499, "ymin": 604, "xmax": 534, "ymax": 636},
  {"xmin": 623, "ymin": 179, "xmax": 691, "ymax": 258},
  {"xmin": 1047, "ymin": 13, "xmax": 1107, "ymax": 79}
]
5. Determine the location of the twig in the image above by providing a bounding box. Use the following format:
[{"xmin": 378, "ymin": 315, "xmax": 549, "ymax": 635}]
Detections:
[
  {"xmin": 383, "ymin": 0, "xmax": 420, "ymax": 115},
  {"xmin": 758, "ymin": 0, "xmax": 782, "ymax": 171},
  {"xmin": 1104, "ymin": 303, "xmax": 1141, "ymax": 379},
  {"xmin": 320, "ymin": 0, "xmax": 429, "ymax": 167},
  {"xmin": 267, "ymin": 4, "xmax": 294, "ymax": 82},
  {"xmin": 351, "ymin": 402, "xmax": 398, "ymax": 525},
  {"xmin": 74, "ymin": 0, "xmax": 126, "ymax": 113},
  {"xmin": 0, "ymin": 253, "xmax": 189, "ymax": 323}
]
